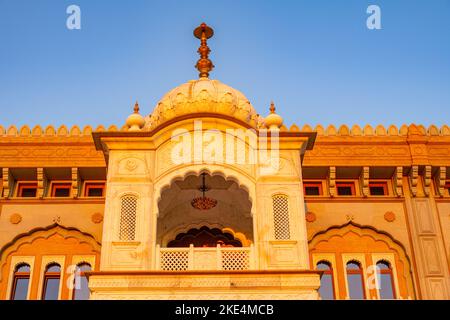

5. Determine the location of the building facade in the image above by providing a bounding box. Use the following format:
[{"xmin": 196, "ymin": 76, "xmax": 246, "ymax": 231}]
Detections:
[{"xmin": 0, "ymin": 24, "xmax": 449, "ymax": 300}]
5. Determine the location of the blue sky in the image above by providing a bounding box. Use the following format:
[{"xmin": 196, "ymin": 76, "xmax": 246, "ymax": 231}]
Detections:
[{"xmin": 0, "ymin": 0, "xmax": 449, "ymax": 128}]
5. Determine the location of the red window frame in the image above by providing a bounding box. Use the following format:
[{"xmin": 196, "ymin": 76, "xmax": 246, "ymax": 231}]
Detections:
[
  {"xmin": 303, "ymin": 182, "xmax": 323, "ymax": 196},
  {"xmin": 369, "ymin": 182, "xmax": 388, "ymax": 196},
  {"xmin": 10, "ymin": 264, "xmax": 31, "ymax": 300},
  {"xmin": 316, "ymin": 261, "xmax": 336, "ymax": 299},
  {"xmin": 41, "ymin": 264, "xmax": 61, "ymax": 300},
  {"xmin": 51, "ymin": 183, "xmax": 72, "ymax": 197},
  {"xmin": 376, "ymin": 261, "xmax": 396, "ymax": 299},
  {"xmin": 17, "ymin": 183, "xmax": 38, "ymax": 198},
  {"xmin": 84, "ymin": 182, "xmax": 105, "ymax": 197},
  {"xmin": 72, "ymin": 262, "xmax": 92, "ymax": 300},
  {"xmin": 336, "ymin": 182, "xmax": 356, "ymax": 196},
  {"xmin": 346, "ymin": 260, "xmax": 366, "ymax": 299},
  {"xmin": 446, "ymin": 182, "xmax": 450, "ymax": 195}
]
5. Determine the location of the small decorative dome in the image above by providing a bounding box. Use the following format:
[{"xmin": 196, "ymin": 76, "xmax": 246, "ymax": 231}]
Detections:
[
  {"xmin": 144, "ymin": 78, "xmax": 264, "ymax": 130},
  {"xmin": 264, "ymin": 102, "xmax": 283, "ymax": 130},
  {"xmin": 126, "ymin": 102, "xmax": 145, "ymax": 131}
]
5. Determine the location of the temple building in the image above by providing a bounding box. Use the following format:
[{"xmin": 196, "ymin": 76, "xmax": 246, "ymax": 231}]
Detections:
[{"xmin": 0, "ymin": 23, "xmax": 449, "ymax": 300}]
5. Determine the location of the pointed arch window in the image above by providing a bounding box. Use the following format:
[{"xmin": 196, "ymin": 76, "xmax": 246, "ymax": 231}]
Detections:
[
  {"xmin": 42, "ymin": 263, "xmax": 61, "ymax": 300},
  {"xmin": 73, "ymin": 262, "xmax": 92, "ymax": 300},
  {"xmin": 376, "ymin": 260, "xmax": 396, "ymax": 299},
  {"xmin": 316, "ymin": 261, "xmax": 335, "ymax": 300},
  {"xmin": 346, "ymin": 261, "xmax": 365, "ymax": 299},
  {"xmin": 10, "ymin": 263, "xmax": 31, "ymax": 300}
]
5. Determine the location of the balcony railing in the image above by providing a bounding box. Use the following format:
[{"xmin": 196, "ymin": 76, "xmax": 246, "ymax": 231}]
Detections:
[{"xmin": 156, "ymin": 244, "xmax": 255, "ymax": 271}]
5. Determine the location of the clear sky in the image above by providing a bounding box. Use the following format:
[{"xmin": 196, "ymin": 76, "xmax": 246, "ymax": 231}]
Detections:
[{"xmin": 0, "ymin": 0, "xmax": 449, "ymax": 129}]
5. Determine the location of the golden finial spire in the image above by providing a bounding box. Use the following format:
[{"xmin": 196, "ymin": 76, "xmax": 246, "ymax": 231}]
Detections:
[
  {"xmin": 270, "ymin": 101, "xmax": 276, "ymax": 114},
  {"xmin": 194, "ymin": 22, "xmax": 214, "ymax": 78},
  {"xmin": 134, "ymin": 101, "xmax": 139, "ymax": 113}
]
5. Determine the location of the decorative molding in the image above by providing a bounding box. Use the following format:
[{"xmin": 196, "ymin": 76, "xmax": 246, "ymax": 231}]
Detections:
[
  {"xmin": 384, "ymin": 211, "xmax": 396, "ymax": 222},
  {"xmin": 71, "ymin": 167, "xmax": 79, "ymax": 198},
  {"xmin": 395, "ymin": 166, "xmax": 404, "ymax": 197},
  {"xmin": 9, "ymin": 213, "xmax": 22, "ymax": 224},
  {"xmin": 328, "ymin": 166, "xmax": 336, "ymax": 197},
  {"xmin": 1, "ymin": 168, "xmax": 10, "ymax": 199},
  {"xmin": 437, "ymin": 166, "xmax": 446, "ymax": 197},
  {"xmin": 361, "ymin": 166, "xmax": 369, "ymax": 197},
  {"xmin": 410, "ymin": 165, "xmax": 419, "ymax": 197},
  {"xmin": 37, "ymin": 167, "xmax": 45, "ymax": 199},
  {"xmin": 424, "ymin": 166, "xmax": 432, "ymax": 197}
]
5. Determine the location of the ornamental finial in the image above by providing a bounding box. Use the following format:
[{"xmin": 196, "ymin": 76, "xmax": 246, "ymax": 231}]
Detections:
[
  {"xmin": 270, "ymin": 101, "xmax": 276, "ymax": 114},
  {"xmin": 194, "ymin": 23, "xmax": 214, "ymax": 78},
  {"xmin": 134, "ymin": 101, "xmax": 139, "ymax": 113}
]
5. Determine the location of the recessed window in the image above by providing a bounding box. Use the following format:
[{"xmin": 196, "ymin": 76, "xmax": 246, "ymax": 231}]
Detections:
[
  {"xmin": 84, "ymin": 182, "xmax": 105, "ymax": 197},
  {"xmin": 369, "ymin": 182, "xmax": 388, "ymax": 196},
  {"xmin": 346, "ymin": 261, "xmax": 365, "ymax": 299},
  {"xmin": 51, "ymin": 183, "xmax": 71, "ymax": 197},
  {"xmin": 10, "ymin": 263, "xmax": 31, "ymax": 300},
  {"xmin": 317, "ymin": 261, "xmax": 335, "ymax": 300},
  {"xmin": 376, "ymin": 261, "xmax": 396, "ymax": 299},
  {"xmin": 336, "ymin": 182, "xmax": 355, "ymax": 196},
  {"xmin": 304, "ymin": 182, "xmax": 323, "ymax": 196},
  {"xmin": 17, "ymin": 183, "xmax": 37, "ymax": 198},
  {"xmin": 42, "ymin": 263, "xmax": 61, "ymax": 300},
  {"xmin": 446, "ymin": 182, "xmax": 450, "ymax": 195},
  {"xmin": 73, "ymin": 263, "xmax": 92, "ymax": 300}
]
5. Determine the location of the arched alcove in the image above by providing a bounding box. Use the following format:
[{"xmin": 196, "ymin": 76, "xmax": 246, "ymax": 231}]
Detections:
[{"xmin": 156, "ymin": 173, "xmax": 253, "ymax": 247}]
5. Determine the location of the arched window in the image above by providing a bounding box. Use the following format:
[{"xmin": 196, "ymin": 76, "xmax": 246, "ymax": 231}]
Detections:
[
  {"xmin": 346, "ymin": 261, "xmax": 365, "ymax": 299},
  {"xmin": 42, "ymin": 263, "xmax": 61, "ymax": 300},
  {"xmin": 272, "ymin": 195, "xmax": 290, "ymax": 240},
  {"xmin": 376, "ymin": 260, "xmax": 396, "ymax": 299},
  {"xmin": 10, "ymin": 263, "xmax": 31, "ymax": 300},
  {"xmin": 119, "ymin": 195, "xmax": 137, "ymax": 241},
  {"xmin": 73, "ymin": 262, "xmax": 92, "ymax": 300},
  {"xmin": 316, "ymin": 261, "xmax": 335, "ymax": 300}
]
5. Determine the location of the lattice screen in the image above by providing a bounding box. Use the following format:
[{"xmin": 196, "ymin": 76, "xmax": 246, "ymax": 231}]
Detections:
[
  {"xmin": 221, "ymin": 250, "xmax": 250, "ymax": 270},
  {"xmin": 160, "ymin": 251, "xmax": 189, "ymax": 271},
  {"xmin": 119, "ymin": 195, "xmax": 137, "ymax": 241},
  {"xmin": 272, "ymin": 195, "xmax": 291, "ymax": 240}
]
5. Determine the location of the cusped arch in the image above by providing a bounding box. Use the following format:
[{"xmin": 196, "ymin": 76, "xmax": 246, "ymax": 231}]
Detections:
[
  {"xmin": 309, "ymin": 222, "xmax": 415, "ymax": 299},
  {"xmin": 0, "ymin": 224, "xmax": 101, "ymax": 282},
  {"xmin": 154, "ymin": 166, "xmax": 256, "ymax": 217}
]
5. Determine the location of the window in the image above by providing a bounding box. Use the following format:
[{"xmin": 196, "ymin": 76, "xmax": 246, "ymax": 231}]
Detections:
[
  {"xmin": 376, "ymin": 261, "xmax": 396, "ymax": 299},
  {"xmin": 42, "ymin": 263, "xmax": 61, "ymax": 300},
  {"xmin": 336, "ymin": 182, "xmax": 355, "ymax": 196},
  {"xmin": 272, "ymin": 195, "xmax": 290, "ymax": 240},
  {"xmin": 119, "ymin": 195, "xmax": 138, "ymax": 241},
  {"xmin": 10, "ymin": 264, "xmax": 31, "ymax": 300},
  {"xmin": 304, "ymin": 182, "xmax": 323, "ymax": 196},
  {"xmin": 51, "ymin": 183, "xmax": 71, "ymax": 197},
  {"xmin": 446, "ymin": 182, "xmax": 450, "ymax": 195},
  {"xmin": 369, "ymin": 182, "xmax": 388, "ymax": 196},
  {"xmin": 317, "ymin": 261, "xmax": 335, "ymax": 300},
  {"xmin": 17, "ymin": 183, "xmax": 37, "ymax": 198},
  {"xmin": 346, "ymin": 261, "xmax": 365, "ymax": 299},
  {"xmin": 84, "ymin": 182, "xmax": 105, "ymax": 197},
  {"xmin": 73, "ymin": 263, "xmax": 92, "ymax": 300}
]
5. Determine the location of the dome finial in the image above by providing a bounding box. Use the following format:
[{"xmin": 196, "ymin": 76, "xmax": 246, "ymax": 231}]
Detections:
[
  {"xmin": 265, "ymin": 101, "xmax": 283, "ymax": 130},
  {"xmin": 194, "ymin": 23, "xmax": 214, "ymax": 78},
  {"xmin": 270, "ymin": 101, "xmax": 276, "ymax": 114},
  {"xmin": 126, "ymin": 101, "xmax": 145, "ymax": 132}
]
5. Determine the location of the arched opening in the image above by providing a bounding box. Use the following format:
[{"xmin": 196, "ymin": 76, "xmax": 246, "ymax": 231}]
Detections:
[
  {"xmin": 376, "ymin": 260, "xmax": 396, "ymax": 299},
  {"xmin": 157, "ymin": 173, "xmax": 253, "ymax": 247},
  {"xmin": 316, "ymin": 261, "xmax": 335, "ymax": 300},
  {"xmin": 10, "ymin": 263, "xmax": 31, "ymax": 300}
]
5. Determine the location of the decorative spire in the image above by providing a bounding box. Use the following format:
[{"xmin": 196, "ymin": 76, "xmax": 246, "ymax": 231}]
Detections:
[
  {"xmin": 134, "ymin": 101, "xmax": 139, "ymax": 113},
  {"xmin": 270, "ymin": 101, "xmax": 276, "ymax": 114},
  {"xmin": 194, "ymin": 22, "xmax": 214, "ymax": 78},
  {"xmin": 126, "ymin": 101, "xmax": 145, "ymax": 132}
]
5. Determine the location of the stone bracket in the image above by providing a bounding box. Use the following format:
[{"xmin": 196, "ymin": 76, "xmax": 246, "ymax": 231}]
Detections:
[
  {"xmin": 328, "ymin": 166, "xmax": 336, "ymax": 197},
  {"xmin": 395, "ymin": 166, "xmax": 404, "ymax": 197}
]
